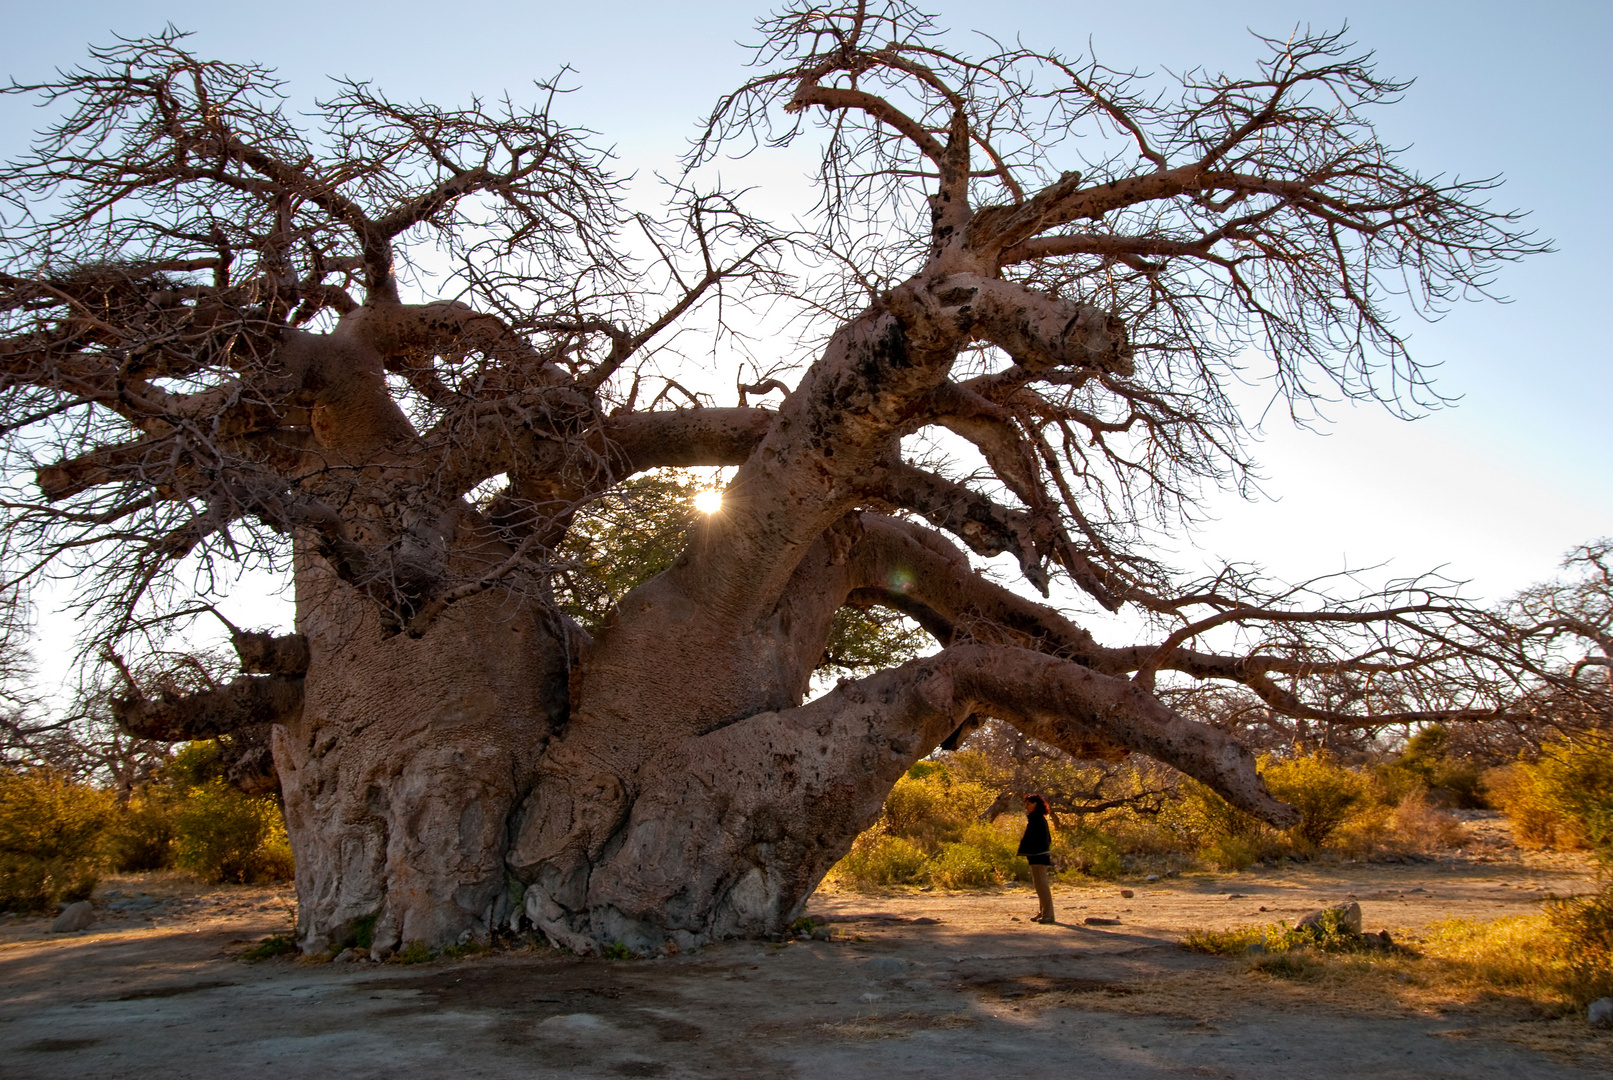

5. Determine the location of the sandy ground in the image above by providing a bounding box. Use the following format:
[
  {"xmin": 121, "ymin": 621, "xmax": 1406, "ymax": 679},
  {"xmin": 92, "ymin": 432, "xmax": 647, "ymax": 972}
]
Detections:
[{"xmin": 2, "ymin": 817, "xmax": 1610, "ymax": 1078}]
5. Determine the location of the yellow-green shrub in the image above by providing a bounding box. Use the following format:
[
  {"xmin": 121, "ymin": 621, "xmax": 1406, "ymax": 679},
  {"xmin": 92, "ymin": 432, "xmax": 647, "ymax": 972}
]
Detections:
[
  {"xmin": 828, "ymin": 833, "xmax": 928, "ymax": 886},
  {"xmin": 173, "ymin": 781, "xmax": 293, "ymax": 883},
  {"xmin": 1260, "ymin": 751, "xmax": 1368, "ymax": 850},
  {"xmin": 878, "ymin": 772, "xmax": 996, "ymax": 849},
  {"xmin": 106, "ymin": 792, "xmax": 178, "ymax": 872},
  {"xmin": 0, "ymin": 770, "xmax": 115, "ymax": 911},
  {"xmin": 1488, "ymin": 739, "xmax": 1613, "ymax": 855},
  {"xmin": 928, "ymin": 822, "xmax": 1024, "ymax": 888},
  {"xmin": 1054, "ymin": 825, "xmax": 1124, "ymax": 878}
]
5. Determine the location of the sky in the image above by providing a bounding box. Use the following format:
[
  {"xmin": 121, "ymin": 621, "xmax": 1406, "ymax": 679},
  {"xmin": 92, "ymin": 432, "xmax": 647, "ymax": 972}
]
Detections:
[{"xmin": 1, "ymin": 1, "xmax": 1608, "ymax": 693}]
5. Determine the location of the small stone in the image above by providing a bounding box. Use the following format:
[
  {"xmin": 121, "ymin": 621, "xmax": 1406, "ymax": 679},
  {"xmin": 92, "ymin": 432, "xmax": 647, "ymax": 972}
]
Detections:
[
  {"xmin": 1298, "ymin": 901, "xmax": 1362, "ymax": 936},
  {"xmin": 863, "ymin": 956, "xmax": 908, "ymax": 974},
  {"xmin": 103, "ymin": 889, "xmax": 124, "ymax": 900},
  {"xmin": 811, "ymin": 927, "xmax": 832, "ymax": 941},
  {"xmin": 1588, "ymin": 997, "xmax": 1613, "ymax": 1030},
  {"xmin": 51, "ymin": 901, "xmax": 94, "ymax": 933},
  {"xmin": 1225, "ymin": 893, "xmax": 1247, "ymax": 900},
  {"xmin": 1120, "ymin": 889, "xmax": 1134, "ymax": 899},
  {"xmin": 911, "ymin": 916, "xmax": 940, "ymax": 925},
  {"xmin": 1083, "ymin": 917, "xmax": 1121, "ymax": 926},
  {"xmin": 919, "ymin": 885, "xmax": 934, "ymax": 892},
  {"xmin": 456, "ymin": 929, "xmax": 475, "ymax": 946},
  {"xmin": 1145, "ymin": 874, "xmax": 1160, "ymax": 882},
  {"xmin": 333, "ymin": 947, "xmax": 360, "ymax": 963}
]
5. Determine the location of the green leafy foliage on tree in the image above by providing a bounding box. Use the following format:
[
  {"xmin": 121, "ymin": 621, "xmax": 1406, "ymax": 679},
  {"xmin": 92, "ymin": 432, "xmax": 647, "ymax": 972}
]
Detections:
[{"xmin": 555, "ymin": 470, "xmax": 928, "ymax": 675}]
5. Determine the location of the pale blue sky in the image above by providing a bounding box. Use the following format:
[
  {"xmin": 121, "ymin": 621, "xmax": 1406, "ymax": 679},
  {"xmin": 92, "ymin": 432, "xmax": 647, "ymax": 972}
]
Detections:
[{"xmin": 2, "ymin": 2, "xmax": 1609, "ymax": 686}]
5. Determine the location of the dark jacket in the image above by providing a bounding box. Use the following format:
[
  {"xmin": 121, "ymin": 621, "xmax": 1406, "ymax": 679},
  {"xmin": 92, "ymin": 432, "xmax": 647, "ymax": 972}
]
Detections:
[{"xmin": 1017, "ymin": 811, "xmax": 1051, "ymax": 856}]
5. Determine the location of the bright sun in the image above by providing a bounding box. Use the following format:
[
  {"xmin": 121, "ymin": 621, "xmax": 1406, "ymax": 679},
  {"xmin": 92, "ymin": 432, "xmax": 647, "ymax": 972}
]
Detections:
[{"xmin": 693, "ymin": 489, "xmax": 723, "ymax": 514}]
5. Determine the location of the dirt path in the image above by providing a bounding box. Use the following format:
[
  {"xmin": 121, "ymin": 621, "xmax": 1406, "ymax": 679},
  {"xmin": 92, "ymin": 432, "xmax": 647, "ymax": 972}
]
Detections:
[{"xmin": 1, "ymin": 846, "xmax": 1608, "ymax": 1078}]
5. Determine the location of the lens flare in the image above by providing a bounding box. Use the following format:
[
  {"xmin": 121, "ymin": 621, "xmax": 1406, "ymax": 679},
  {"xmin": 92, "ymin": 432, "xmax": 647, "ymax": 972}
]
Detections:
[{"xmin": 693, "ymin": 489, "xmax": 723, "ymax": 514}]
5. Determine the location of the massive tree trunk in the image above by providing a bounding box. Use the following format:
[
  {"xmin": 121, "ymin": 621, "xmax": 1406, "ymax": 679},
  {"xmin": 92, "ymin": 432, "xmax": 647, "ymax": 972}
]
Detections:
[{"xmin": 277, "ymin": 554, "xmax": 571, "ymax": 954}]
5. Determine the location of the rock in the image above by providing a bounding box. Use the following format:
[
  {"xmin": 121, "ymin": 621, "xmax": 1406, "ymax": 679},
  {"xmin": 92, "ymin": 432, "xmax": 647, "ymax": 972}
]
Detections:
[
  {"xmin": 333, "ymin": 947, "xmax": 361, "ymax": 963},
  {"xmin": 864, "ymin": 956, "xmax": 908, "ymax": 974},
  {"xmin": 1083, "ymin": 917, "xmax": 1121, "ymax": 926},
  {"xmin": 51, "ymin": 901, "xmax": 94, "ymax": 933},
  {"xmin": 1120, "ymin": 889, "xmax": 1135, "ymax": 899},
  {"xmin": 103, "ymin": 889, "xmax": 123, "ymax": 900},
  {"xmin": 918, "ymin": 885, "xmax": 934, "ymax": 892},
  {"xmin": 811, "ymin": 927, "xmax": 832, "ymax": 941},
  {"xmin": 1589, "ymin": 997, "xmax": 1613, "ymax": 1030},
  {"xmin": 1145, "ymin": 874, "xmax": 1159, "ymax": 882},
  {"xmin": 910, "ymin": 916, "xmax": 940, "ymax": 925},
  {"xmin": 1298, "ymin": 901, "xmax": 1362, "ymax": 936}
]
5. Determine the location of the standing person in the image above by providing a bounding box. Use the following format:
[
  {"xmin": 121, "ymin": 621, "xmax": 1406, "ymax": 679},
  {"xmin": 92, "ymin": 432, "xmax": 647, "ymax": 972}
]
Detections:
[{"xmin": 1018, "ymin": 794, "xmax": 1057, "ymax": 924}]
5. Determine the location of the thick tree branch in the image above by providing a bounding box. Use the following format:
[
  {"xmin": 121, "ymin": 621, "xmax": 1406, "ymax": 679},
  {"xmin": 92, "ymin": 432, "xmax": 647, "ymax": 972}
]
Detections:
[{"xmin": 112, "ymin": 674, "xmax": 304, "ymax": 741}]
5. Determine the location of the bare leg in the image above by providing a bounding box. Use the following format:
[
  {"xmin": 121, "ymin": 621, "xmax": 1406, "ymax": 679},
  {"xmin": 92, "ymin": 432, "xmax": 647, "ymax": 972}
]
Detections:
[{"xmin": 1031, "ymin": 864, "xmax": 1054, "ymax": 923}]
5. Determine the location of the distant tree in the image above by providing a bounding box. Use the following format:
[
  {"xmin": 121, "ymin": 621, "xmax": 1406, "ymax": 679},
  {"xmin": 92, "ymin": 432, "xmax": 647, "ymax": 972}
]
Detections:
[{"xmin": 0, "ymin": 5, "xmax": 1546, "ymax": 953}]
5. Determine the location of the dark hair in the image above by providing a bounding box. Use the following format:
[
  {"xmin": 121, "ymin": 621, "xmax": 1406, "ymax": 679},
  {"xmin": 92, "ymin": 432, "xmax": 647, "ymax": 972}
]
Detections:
[{"xmin": 1023, "ymin": 793, "xmax": 1048, "ymax": 815}]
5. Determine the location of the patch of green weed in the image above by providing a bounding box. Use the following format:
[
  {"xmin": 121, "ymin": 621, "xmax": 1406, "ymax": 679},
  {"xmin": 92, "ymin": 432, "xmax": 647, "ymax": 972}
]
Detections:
[{"xmin": 239, "ymin": 933, "xmax": 297, "ymax": 962}]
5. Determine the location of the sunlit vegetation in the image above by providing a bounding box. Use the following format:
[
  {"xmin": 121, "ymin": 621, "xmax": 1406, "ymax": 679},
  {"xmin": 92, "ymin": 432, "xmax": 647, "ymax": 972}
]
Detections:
[{"xmin": 0, "ymin": 740, "xmax": 294, "ymax": 910}]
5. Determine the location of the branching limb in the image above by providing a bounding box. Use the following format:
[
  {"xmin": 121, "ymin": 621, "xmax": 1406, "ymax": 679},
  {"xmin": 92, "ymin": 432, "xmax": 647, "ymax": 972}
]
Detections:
[{"xmin": 112, "ymin": 673, "xmax": 303, "ymax": 741}]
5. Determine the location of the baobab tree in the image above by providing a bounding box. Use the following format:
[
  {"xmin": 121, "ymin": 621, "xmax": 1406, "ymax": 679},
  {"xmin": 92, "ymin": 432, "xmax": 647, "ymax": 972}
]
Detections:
[{"xmin": 0, "ymin": 4, "xmax": 1545, "ymax": 955}]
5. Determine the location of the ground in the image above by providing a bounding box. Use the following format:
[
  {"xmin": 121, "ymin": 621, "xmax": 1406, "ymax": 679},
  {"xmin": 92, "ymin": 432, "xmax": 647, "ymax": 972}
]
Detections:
[{"xmin": 2, "ymin": 813, "xmax": 1609, "ymax": 1078}]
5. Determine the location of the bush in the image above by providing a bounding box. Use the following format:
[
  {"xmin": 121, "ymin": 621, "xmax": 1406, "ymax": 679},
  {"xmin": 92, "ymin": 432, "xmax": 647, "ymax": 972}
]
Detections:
[
  {"xmin": 1389, "ymin": 789, "xmax": 1471, "ymax": 853},
  {"xmin": 1488, "ymin": 739, "xmax": 1613, "ymax": 855},
  {"xmin": 1163, "ymin": 778, "xmax": 1267, "ymax": 847},
  {"xmin": 0, "ymin": 770, "xmax": 114, "ymax": 912},
  {"xmin": 1261, "ymin": 751, "xmax": 1367, "ymax": 850},
  {"xmin": 878, "ymin": 773, "xmax": 996, "ymax": 850},
  {"xmin": 1055, "ymin": 826, "xmax": 1124, "ymax": 879},
  {"xmin": 172, "ymin": 780, "xmax": 294, "ymax": 883},
  {"xmin": 829, "ymin": 833, "xmax": 928, "ymax": 887},
  {"xmin": 928, "ymin": 823, "xmax": 1024, "ymax": 888},
  {"xmin": 1378, "ymin": 724, "xmax": 1488, "ymax": 808},
  {"xmin": 106, "ymin": 793, "xmax": 178, "ymax": 872}
]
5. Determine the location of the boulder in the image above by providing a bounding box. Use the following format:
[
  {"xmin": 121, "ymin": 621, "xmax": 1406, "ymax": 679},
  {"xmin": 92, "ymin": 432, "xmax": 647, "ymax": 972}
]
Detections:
[
  {"xmin": 1589, "ymin": 997, "xmax": 1613, "ymax": 1030},
  {"xmin": 51, "ymin": 901, "xmax": 94, "ymax": 933},
  {"xmin": 1298, "ymin": 901, "xmax": 1362, "ymax": 936}
]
